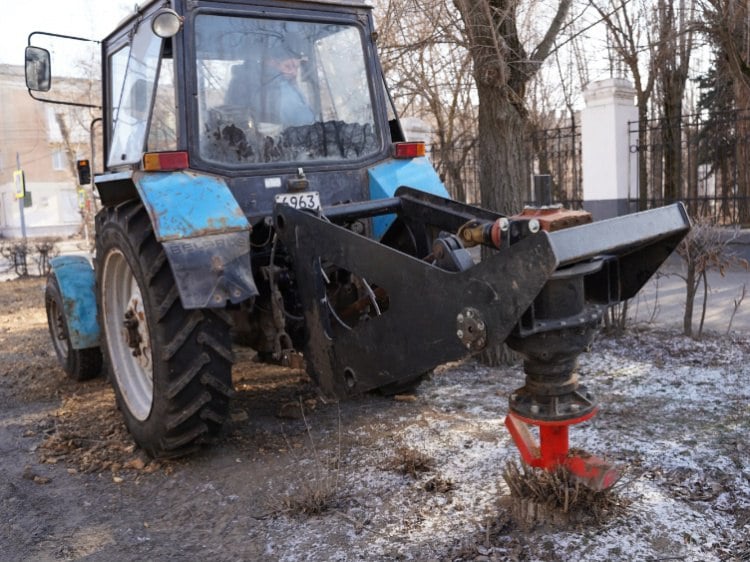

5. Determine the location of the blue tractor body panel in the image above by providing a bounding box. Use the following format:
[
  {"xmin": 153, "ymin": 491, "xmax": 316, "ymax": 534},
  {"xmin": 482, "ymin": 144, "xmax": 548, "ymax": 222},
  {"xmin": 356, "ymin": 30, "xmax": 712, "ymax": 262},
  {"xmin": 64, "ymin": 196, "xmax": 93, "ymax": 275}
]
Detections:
[
  {"xmin": 50, "ymin": 255, "xmax": 100, "ymax": 350},
  {"xmin": 132, "ymin": 170, "xmax": 259, "ymax": 309},
  {"xmin": 368, "ymin": 157, "xmax": 449, "ymax": 237},
  {"xmin": 134, "ymin": 171, "xmax": 250, "ymax": 241}
]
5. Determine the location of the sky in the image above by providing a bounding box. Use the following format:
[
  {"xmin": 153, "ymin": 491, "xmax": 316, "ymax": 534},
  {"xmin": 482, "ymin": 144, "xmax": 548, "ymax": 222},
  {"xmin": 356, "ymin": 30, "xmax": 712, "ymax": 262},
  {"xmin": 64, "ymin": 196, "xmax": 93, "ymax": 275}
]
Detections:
[{"xmin": 2, "ymin": 0, "xmax": 133, "ymax": 67}]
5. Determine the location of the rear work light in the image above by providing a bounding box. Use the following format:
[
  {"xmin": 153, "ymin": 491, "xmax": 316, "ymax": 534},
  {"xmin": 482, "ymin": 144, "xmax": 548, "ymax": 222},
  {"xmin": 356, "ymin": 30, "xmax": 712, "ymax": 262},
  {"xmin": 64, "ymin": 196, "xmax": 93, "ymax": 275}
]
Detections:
[
  {"xmin": 393, "ymin": 141, "xmax": 426, "ymax": 159},
  {"xmin": 143, "ymin": 151, "xmax": 189, "ymax": 171}
]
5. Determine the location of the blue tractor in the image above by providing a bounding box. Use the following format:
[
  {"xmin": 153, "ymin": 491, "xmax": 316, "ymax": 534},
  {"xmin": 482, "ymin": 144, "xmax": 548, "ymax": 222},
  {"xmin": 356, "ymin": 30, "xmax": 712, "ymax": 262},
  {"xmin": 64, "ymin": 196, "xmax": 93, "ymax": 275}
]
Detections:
[{"xmin": 27, "ymin": 0, "xmax": 688, "ymax": 486}]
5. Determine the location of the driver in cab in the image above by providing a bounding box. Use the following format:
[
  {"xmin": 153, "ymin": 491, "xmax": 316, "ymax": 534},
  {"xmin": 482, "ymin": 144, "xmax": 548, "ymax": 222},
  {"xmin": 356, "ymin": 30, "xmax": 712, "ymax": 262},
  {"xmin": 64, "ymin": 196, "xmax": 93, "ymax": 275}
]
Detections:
[{"xmin": 261, "ymin": 41, "xmax": 315, "ymax": 128}]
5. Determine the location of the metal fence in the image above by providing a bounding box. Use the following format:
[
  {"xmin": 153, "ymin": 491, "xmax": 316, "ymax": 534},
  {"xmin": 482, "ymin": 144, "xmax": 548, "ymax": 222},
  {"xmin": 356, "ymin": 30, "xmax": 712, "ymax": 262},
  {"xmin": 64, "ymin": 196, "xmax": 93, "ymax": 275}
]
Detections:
[
  {"xmin": 427, "ymin": 143, "xmax": 481, "ymax": 205},
  {"xmin": 427, "ymin": 122, "xmax": 583, "ymax": 209},
  {"xmin": 528, "ymin": 123, "xmax": 583, "ymax": 208},
  {"xmin": 629, "ymin": 110, "xmax": 750, "ymax": 225},
  {"xmin": 429, "ymin": 111, "xmax": 750, "ymax": 227}
]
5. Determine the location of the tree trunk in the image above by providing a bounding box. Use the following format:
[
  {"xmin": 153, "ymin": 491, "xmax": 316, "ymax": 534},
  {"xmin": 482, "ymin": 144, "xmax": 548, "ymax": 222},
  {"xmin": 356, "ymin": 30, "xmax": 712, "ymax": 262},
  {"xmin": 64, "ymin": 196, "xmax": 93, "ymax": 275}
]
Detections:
[
  {"xmin": 683, "ymin": 264, "xmax": 696, "ymax": 337},
  {"xmin": 637, "ymin": 99, "xmax": 650, "ymax": 210},
  {"xmin": 661, "ymin": 95, "xmax": 683, "ymax": 203},
  {"xmin": 476, "ymin": 86, "xmax": 528, "ymax": 214}
]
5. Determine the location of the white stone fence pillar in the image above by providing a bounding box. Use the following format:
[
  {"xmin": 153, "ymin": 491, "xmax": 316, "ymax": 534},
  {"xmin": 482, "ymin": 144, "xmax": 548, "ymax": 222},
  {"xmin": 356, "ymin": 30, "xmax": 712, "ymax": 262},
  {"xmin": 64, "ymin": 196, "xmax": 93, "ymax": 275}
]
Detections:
[{"xmin": 581, "ymin": 78, "xmax": 638, "ymax": 220}]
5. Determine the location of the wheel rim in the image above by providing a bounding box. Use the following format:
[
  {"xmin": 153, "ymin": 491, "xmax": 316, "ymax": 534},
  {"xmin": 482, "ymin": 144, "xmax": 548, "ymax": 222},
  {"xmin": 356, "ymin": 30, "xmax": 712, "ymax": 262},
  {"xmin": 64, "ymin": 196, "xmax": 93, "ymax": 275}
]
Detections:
[
  {"xmin": 102, "ymin": 249, "xmax": 153, "ymax": 421},
  {"xmin": 47, "ymin": 293, "xmax": 70, "ymax": 361}
]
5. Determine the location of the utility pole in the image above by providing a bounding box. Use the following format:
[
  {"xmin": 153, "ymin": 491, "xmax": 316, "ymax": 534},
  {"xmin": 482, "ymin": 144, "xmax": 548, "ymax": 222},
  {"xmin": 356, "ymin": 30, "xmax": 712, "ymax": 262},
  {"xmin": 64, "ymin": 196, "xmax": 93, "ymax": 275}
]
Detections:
[
  {"xmin": 15, "ymin": 152, "xmax": 27, "ymax": 241},
  {"xmin": 14, "ymin": 152, "xmax": 28, "ymax": 277}
]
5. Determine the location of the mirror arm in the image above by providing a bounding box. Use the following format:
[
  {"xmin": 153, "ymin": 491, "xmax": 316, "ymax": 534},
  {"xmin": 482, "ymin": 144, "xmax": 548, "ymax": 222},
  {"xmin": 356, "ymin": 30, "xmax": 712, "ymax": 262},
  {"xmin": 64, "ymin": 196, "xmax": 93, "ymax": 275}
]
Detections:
[
  {"xmin": 28, "ymin": 31, "xmax": 100, "ymax": 46},
  {"xmin": 27, "ymin": 90, "xmax": 101, "ymax": 110}
]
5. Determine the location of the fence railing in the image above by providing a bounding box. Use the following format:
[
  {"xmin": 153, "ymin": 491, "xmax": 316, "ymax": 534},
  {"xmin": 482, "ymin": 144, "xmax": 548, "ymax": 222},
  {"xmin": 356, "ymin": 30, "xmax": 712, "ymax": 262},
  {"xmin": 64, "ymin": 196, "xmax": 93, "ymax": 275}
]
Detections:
[
  {"xmin": 427, "ymin": 143, "xmax": 481, "ymax": 205},
  {"xmin": 427, "ymin": 122, "xmax": 583, "ymax": 209},
  {"xmin": 638, "ymin": 196, "xmax": 750, "ymax": 226},
  {"xmin": 428, "ymin": 110, "xmax": 750, "ymax": 226},
  {"xmin": 629, "ymin": 109, "xmax": 750, "ymax": 226},
  {"xmin": 529, "ymin": 123, "xmax": 583, "ymax": 207}
]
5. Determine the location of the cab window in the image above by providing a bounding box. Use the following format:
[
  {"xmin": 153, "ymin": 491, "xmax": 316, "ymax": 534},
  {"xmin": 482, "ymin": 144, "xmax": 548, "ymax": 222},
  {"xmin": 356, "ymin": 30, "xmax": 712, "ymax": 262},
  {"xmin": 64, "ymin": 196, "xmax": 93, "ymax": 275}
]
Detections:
[{"xmin": 195, "ymin": 15, "xmax": 380, "ymax": 166}]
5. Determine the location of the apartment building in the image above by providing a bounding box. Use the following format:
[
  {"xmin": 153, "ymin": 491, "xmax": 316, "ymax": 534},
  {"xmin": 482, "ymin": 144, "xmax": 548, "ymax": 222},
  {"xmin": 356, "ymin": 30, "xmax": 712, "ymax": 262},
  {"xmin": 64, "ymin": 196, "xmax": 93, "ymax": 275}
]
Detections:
[{"xmin": 0, "ymin": 64, "xmax": 90, "ymax": 238}]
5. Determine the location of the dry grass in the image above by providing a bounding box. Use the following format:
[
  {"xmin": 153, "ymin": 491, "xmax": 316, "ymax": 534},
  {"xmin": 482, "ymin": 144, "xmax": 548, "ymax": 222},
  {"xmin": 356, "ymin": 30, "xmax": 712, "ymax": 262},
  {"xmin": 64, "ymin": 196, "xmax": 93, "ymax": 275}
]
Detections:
[
  {"xmin": 386, "ymin": 446, "xmax": 435, "ymax": 478},
  {"xmin": 278, "ymin": 473, "xmax": 341, "ymax": 516},
  {"xmin": 502, "ymin": 461, "xmax": 630, "ymax": 527},
  {"xmin": 274, "ymin": 401, "xmax": 344, "ymax": 516}
]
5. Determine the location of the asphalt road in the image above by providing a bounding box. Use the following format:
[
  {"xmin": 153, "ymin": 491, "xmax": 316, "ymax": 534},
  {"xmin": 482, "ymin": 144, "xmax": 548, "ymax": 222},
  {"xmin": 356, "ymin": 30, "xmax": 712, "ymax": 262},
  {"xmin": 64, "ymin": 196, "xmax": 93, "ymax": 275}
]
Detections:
[{"xmin": 628, "ymin": 263, "xmax": 748, "ymax": 334}]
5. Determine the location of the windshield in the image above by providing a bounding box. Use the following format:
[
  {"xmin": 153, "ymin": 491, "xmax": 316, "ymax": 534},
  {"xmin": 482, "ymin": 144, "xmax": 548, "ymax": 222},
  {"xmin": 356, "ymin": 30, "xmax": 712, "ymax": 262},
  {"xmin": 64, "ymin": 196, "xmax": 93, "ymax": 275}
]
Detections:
[{"xmin": 194, "ymin": 15, "xmax": 380, "ymax": 166}]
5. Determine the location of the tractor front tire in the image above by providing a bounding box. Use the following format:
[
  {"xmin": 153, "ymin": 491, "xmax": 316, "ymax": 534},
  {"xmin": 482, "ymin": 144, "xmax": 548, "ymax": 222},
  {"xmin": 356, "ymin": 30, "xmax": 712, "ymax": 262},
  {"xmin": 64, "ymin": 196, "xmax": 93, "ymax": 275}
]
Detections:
[
  {"xmin": 45, "ymin": 273, "xmax": 102, "ymax": 381},
  {"xmin": 96, "ymin": 201, "xmax": 234, "ymax": 458}
]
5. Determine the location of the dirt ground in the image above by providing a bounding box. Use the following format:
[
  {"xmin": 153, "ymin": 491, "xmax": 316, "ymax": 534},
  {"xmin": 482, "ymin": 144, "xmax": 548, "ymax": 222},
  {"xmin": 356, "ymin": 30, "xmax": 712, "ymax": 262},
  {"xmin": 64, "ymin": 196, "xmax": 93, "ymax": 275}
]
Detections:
[{"xmin": 1, "ymin": 276, "xmax": 749, "ymax": 561}]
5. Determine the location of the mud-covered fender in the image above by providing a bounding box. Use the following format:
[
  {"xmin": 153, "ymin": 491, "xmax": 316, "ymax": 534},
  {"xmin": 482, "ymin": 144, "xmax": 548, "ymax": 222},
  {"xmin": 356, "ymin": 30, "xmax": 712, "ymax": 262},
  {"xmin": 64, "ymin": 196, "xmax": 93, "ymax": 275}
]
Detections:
[
  {"xmin": 133, "ymin": 171, "xmax": 259, "ymax": 309},
  {"xmin": 368, "ymin": 157, "xmax": 449, "ymax": 237},
  {"xmin": 49, "ymin": 255, "xmax": 100, "ymax": 350}
]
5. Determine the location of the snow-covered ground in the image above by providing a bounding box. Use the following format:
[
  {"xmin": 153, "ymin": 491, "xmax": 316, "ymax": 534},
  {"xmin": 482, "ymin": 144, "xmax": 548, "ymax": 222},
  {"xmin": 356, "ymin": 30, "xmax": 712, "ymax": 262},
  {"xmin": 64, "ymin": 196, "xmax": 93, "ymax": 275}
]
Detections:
[{"xmin": 248, "ymin": 330, "xmax": 749, "ymax": 561}]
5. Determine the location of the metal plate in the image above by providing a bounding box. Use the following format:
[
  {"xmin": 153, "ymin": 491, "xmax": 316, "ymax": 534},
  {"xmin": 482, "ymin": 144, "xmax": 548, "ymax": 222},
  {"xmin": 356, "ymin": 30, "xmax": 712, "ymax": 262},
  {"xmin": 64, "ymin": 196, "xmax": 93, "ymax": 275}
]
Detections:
[{"xmin": 275, "ymin": 191, "xmax": 321, "ymax": 211}]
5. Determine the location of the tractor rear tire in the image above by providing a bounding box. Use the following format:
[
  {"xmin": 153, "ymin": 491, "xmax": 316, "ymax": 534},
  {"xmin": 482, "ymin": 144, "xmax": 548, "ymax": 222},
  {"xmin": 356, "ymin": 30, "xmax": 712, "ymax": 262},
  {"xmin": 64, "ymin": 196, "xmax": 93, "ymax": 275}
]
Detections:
[
  {"xmin": 96, "ymin": 201, "xmax": 234, "ymax": 458},
  {"xmin": 45, "ymin": 273, "xmax": 103, "ymax": 381}
]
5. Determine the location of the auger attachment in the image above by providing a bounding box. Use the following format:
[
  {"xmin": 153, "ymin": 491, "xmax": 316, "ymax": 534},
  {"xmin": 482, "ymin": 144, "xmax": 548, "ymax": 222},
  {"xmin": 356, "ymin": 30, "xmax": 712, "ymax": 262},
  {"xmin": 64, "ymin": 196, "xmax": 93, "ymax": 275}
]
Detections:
[{"xmin": 500, "ymin": 207, "xmax": 618, "ymax": 490}]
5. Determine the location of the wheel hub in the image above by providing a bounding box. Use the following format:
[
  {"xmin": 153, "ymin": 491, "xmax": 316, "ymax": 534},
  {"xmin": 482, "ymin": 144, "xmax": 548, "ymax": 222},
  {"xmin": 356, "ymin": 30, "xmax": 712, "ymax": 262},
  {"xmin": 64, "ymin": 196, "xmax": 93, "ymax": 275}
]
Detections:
[{"xmin": 123, "ymin": 296, "xmax": 151, "ymax": 371}]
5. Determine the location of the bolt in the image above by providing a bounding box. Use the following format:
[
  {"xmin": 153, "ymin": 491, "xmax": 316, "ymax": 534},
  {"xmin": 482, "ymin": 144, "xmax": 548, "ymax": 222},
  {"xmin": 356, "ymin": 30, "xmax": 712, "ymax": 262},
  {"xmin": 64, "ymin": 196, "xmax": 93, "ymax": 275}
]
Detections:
[
  {"xmin": 477, "ymin": 321, "xmax": 485, "ymax": 331},
  {"xmin": 498, "ymin": 217, "xmax": 510, "ymax": 232},
  {"xmin": 528, "ymin": 219, "xmax": 540, "ymax": 233},
  {"xmin": 570, "ymin": 404, "xmax": 581, "ymax": 412},
  {"xmin": 476, "ymin": 337, "xmax": 486, "ymax": 348},
  {"xmin": 456, "ymin": 329, "xmax": 464, "ymax": 339},
  {"xmin": 530, "ymin": 404, "xmax": 540, "ymax": 415},
  {"xmin": 466, "ymin": 309, "xmax": 474, "ymax": 318},
  {"xmin": 457, "ymin": 313, "xmax": 464, "ymax": 323}
]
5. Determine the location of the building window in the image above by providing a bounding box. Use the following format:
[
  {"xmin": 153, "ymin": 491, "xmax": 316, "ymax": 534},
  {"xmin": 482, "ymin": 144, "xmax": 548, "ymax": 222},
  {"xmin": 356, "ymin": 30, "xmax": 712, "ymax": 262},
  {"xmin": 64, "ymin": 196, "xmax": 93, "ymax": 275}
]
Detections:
[{"xmin": 52, "ymin": 149, "xmax": 66, "ymax": 170}]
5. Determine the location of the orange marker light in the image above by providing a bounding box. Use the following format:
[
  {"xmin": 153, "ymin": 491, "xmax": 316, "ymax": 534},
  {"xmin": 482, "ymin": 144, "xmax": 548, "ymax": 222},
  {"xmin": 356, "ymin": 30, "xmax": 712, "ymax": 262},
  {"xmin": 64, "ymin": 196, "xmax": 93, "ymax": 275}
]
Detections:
[
  {"xmin": 393, "ymin": 141, "xmax": 426, "ymax": 159},
  {"xmin": 143, "ymin": 151, "xmax": 189, "ymax": 171}
]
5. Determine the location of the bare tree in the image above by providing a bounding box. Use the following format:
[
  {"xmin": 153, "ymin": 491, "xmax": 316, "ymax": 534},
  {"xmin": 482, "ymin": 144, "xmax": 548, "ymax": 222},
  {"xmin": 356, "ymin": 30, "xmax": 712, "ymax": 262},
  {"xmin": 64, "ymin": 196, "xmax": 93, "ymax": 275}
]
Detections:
[
  {"xmin": 590, "ymin": 0, "xmax": 663, "ymax": 211},
  {"xmin": 697, "ymin": 0, "xmax": 750, "ymax": 222},
  {"xmin": 655, "ymin": 0, "xmax": 695, "ymax": 203},
  {"xmin": 375, "ymin": 0, "xmax": 478, "ymax": 201},
  {"xmin": 52, "ymin": 103, "xmax": 97, "ymax": 245},
  {"xmin": 452, "ymin": 0, "xmax": 572, "ymax": 214},
  {"xmin": 674, "ymin": 218, "xmax": 748, "ymax": 338}
]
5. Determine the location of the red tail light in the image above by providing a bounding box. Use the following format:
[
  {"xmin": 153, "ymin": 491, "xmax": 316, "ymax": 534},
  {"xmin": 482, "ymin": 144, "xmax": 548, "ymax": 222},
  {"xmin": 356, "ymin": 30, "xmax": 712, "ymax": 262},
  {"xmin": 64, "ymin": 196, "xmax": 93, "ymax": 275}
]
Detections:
[
  {"xmin": 393, "ymin": 141, "xmax": 426, "ymax": 159},
  {"xmin": 143, "ymin": 151, "xmax": 189, "ymax": 171}
]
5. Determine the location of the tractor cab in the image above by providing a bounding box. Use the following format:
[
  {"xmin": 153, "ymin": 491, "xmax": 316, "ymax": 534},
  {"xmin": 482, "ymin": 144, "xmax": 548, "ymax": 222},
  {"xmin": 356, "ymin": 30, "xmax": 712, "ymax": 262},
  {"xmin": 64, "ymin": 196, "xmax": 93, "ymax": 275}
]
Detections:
[
  {"xmin": 27, "ymin": 0, "xmax": 441, "ymax": 224},
  {"xmin": 104, "ymin": 2, "xmax": 388, "ymax": 173}
]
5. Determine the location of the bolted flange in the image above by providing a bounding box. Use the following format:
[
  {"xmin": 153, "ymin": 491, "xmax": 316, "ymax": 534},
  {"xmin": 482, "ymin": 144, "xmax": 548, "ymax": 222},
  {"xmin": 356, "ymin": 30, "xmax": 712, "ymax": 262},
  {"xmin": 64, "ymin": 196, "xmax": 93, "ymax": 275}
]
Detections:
[{"xmin": 456, "ymin": 307, "xmax": 487, "ymax": 351}]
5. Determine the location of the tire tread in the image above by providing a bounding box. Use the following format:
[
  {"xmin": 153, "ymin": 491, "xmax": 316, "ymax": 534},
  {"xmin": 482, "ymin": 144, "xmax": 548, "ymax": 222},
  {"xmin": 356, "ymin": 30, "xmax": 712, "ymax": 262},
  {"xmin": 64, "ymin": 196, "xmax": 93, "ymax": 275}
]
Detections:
[{"xmin": 96, "ymin": 202, "xmax": 234, "ymax": 458}]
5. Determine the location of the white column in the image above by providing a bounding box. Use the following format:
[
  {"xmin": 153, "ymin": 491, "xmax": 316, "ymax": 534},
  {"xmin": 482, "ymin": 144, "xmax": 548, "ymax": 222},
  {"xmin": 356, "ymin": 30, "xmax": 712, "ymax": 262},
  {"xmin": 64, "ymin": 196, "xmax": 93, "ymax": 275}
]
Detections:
[{"xmin": 581, "ymin": 78, "xmax": 638, "ymax": 219}]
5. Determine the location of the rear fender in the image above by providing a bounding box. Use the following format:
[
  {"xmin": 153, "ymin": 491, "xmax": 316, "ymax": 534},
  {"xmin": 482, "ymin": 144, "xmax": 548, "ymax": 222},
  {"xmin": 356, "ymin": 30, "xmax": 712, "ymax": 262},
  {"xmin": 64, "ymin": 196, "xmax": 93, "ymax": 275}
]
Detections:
[
  {"xmin": 132, "ymin": 170, "xmax": 258, "ymax": 308},
  {"xmin": 368, "ymin": 157, "xmax": 448, "ymax": 238},
  {"xmin": 49, "ymin": 256, "xmax": 100, "ymax": 350}
]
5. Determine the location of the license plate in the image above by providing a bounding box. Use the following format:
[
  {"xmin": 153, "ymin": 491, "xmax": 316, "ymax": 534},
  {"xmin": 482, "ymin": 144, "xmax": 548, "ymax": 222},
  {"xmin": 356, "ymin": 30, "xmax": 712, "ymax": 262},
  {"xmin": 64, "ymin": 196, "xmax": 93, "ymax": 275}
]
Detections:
[{"xmin": 274, "ymin": 191, "xmax": 321, "ymax": 211}]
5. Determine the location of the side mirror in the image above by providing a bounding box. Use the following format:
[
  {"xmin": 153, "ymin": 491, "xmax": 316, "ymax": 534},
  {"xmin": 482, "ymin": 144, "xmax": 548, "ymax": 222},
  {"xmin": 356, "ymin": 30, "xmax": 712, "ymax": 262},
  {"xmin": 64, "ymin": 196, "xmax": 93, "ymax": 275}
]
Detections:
[{"xmin": 25, "ymin": 46, "xmax": 51, "ymax": 92}]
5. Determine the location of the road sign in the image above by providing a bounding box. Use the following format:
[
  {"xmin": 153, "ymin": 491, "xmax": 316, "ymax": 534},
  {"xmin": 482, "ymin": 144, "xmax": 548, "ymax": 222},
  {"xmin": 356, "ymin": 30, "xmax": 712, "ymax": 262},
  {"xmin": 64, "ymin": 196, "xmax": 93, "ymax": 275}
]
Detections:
[{"xmin": 13, "ymin": 170, "xmax": 26, "ymax": 199}]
